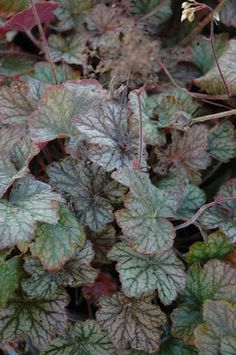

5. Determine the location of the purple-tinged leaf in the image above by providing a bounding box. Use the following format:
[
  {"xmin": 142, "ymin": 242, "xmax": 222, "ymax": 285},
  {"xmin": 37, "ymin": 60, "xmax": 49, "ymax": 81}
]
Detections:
[
  {"xmin": 30, "ymin": 204, "xmax": 86, "ymax": 271},
  {"xmin": 96, "ymin": 292, "xmax": 166, "ymax": 352},
  {"xmin": 48, "ymin": 158, "xmax": 126, "ymax": 231},
  {"xmin": 220, "ymin": 0, "xmax": 236, "ymax": 28},
  {"xmin": 112, "ymin": 170, "xmax": 176, "ymax": 254},
  {"xmin": 74, "ymin": 101, "xmax": 145, "ymax": 171},
  {"xmin": 43, "ymin": 320, "xmax": 115, "ymax": 355},
  {"xmin": 0, "ymin": 290, "xmax": 69, "ymax": 350},
  {"xmin": 108, "ymin": 243, "xmax": 186, "ymax": 305}
]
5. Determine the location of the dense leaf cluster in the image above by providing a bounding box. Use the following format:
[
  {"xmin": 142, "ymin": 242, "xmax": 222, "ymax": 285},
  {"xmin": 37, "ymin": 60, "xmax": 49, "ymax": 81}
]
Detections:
[{"xmin": 0, "ymin": 0, "xmax": 236, "ymax": 354}]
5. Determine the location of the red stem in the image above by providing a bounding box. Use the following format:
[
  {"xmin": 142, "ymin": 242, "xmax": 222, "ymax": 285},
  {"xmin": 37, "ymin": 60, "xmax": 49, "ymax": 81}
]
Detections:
[{"xmin": 136, "ymin": 91, "xmax": 144, "ymax": 169}]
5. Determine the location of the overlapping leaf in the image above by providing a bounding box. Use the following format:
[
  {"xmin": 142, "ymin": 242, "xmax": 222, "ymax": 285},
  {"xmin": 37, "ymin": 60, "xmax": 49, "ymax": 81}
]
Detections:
[
  {"xmin": 48, "ymin": 34, "xmax": 87, "ymax": 65},
  {"xmin": 186, "ymin": 231, "xmax": 233, "ymax": 264},
  {"xmin": 43, "ymin": 320, "xmax": 115, "ymax": 355},
  {"xmin": 108, "ymin": 243, "xmax": 186, "ymax": 305},
  {"xmin": 0, "ymin": 54, "xmax": 35, "ymax": 76},
  {"xmin": 175, "ymin": 184, "xmax": 206, "ymax": 219},
  {"xmin": 0, "ymin": 0, "xmax": 28, "ymax": 18},
  {"xmin": 48, "ymin": 158, "xmax": 126, "ymax": 231},
  {"xmin": 194, "ymin": 300, "xmax": 236, "ymax": 355},
  {"xmin": 220, "ymin": 0, "xmax": 236, "ymax": 28},
  {"xmin": 194, "ymin": 39, "xmax": 236, "ymax": 95},
  {"xmin": 200, "ymin": 179, "xmax": 236, "ymax": 243},
  {"xmin": 0, "ymin": 255, "xmax": 23, "ymax": 307},
  {"xmin": 208, "ymin": 121, "xmax": 236, "ymax": 162},
  {"xmin": 22, "ymin": 241, "xmax": 97, "ymax": 298},
  {"xmin": 112, "ymin": 170, "xmax": 176, "ymax": 254},
  {"xmin": 155, "ymin": 125, "xmax": 210, "ymax": 183},
  {"xmin": 74, "ymin": 101, "xmax": 145, "ymax": 171},
  {"xmin": 0, "ymin": 290, "xmax": 69, "ymax": 349},
  {"xmin": 0, "ymin": 175, "xmax": 63, "ymax": 248},
  {"xmin": 128, "ymin": 88, "xmax": 166, "ymax": 145},
  {"xmin": 97, "ymin": 292, "xmax": 166, "ymax": 352},
  {"xmin": 82, "ymin": 272, "xmax": 117, "ymax": 304},
  {"xmin": 30, "ymin": 204, "xmax": 86, "ymax": 271},
  {"xmin": 29, "ymin": 79, "xmax": 107, "ymax": 143}
]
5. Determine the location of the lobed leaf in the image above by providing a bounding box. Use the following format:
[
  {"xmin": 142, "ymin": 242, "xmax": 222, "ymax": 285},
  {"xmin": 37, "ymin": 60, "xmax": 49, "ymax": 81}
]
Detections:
[
  {"xmin": 108, "ymin": 243, "xmax": 186, "ymax": 305},
  {"xmin": 43, "ymin": 320, "xmax": 115, "ymax": 355},
  {"xmin": 208, "ymin": 121, "xmax": 236, "ymax": 162},
  {"xmin": 96, "ymin": 292, "xmax": 166, "ymax": 352},
  {"xmin": 30, "ymin": 204, "xmax": 86, "ymax": 271}
]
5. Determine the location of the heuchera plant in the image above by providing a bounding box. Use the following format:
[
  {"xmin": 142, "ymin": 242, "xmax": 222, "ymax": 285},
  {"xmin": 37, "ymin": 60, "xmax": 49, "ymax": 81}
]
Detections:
[{"xmin": 0, "ymin": 0, "xmax": 236, "ymax": 354}]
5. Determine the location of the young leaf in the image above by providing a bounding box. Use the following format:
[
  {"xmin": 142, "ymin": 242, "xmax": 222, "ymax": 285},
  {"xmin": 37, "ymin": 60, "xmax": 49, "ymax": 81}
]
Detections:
[
  {"xmin": 112, "ymin": 170, "xmax": 176, "ymax": 254},
  {"xmin": 0, "ymin": 2, "xmax": 59, "ymax": 34},
  {"xmin": 128, "ymin": 88, "xmax": 166, "ymax": 145},
  {"xmin": 0, "ymin": 256, "xmax": 23, "ymax": 308},
  {"xmin": 43, "ymin": 320, "xmax": 115, "ymax": 355},
  {"xmin": 87, "ymin": 225, "xmax": 117, "ymax": 264},
  {"xmin": 22, "ymin": 241, "xmax": 97, "ymax": 298},
  {"xmin": 30, "ymin": 204, "xmax": 86, "ymax": 271},
  {"xmin": 194, "ymin": 39, "xmax": 236, "ymax": 95},
  {"xmin": 186, "ymin": 231, "xmax": 233, "ymax": 264},
  {"xmin": 194, "ymin": 300, "xmax": 236, "ymax": 355},
  {"xmin": 171, "ymin": 304, "xmax": 201, "ymax": 343},
  {"xmin": 108, "ymin": 243, "xmax": 186, "ymax": 305},
  {"xmin": 155, "ymin": 125, "xmax": 210, "ymax": 184},
  {"xmin": 200, "ymin": 179, "xmax": 236, "ymax": 243},
  {"xmin": 185, "ymin": 259, "xmax": 236, "ymax": 304},
  {"xmin": 29, "ymin": 80, "xmax": 107, "ymax": 143},
  {"xmin": 82, "ymin": 272, "xmax": 117, "ymax": 304},
  {"xmin": 48, "ymin": 158, "xmax": 126, "ymax": 231},
  {"xmin": 48, "ymin": 34, "xmax": 87, "ymax": 65},
  {"xmin": 0, "ymin": 80, "xmax": 34, "ymax": 125},
  {"xmin": 208, "ymin": 121, "xmax": 236, "ymax": 162},
  {"xmin": 0, "ymin": 175, "xmax": 63, "ymax": 248},
  {"xmin": 0, "ymin": 290, "xmax": 69, "ymax": 350},
  {"xmin": 73, "ymin": 101, "xmax": 145, "ymax": 171},
  {"xmin": 96, "ymin": 292, "xmax": 166, "ymax": 352}
]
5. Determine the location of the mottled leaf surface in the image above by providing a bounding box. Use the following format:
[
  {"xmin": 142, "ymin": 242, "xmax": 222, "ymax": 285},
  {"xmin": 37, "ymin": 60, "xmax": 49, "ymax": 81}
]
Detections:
[
  {"xmin": 43, "ymin": 320, "xmax": 115, "ymax": 355},
  {"xmin": 0, "ymin": 290, "xmax": 69, "ymax": 349},
  {"xmin": 74, "ymin": 101, "xmax": 144, "ymax": 171},
  {"xmin": 48, "ymin": 158, "xmax": 125, "ymax": 231},
  {"xmin": 97, "ymin": 292, "xmax": 166, "ymax": 352},
  {"xmin": 220, "ymin": 0, "xmax": 236, "ymax": 28},
  {"xmin": 88, "ymin": 225, "xmax": 117, "ymax": 264},
  {"xmin": 0, "ymin": 176, "xmax": 62, "ymax": 248},
  {"xmin": 112, "ymin": 170, "xmax": 176, "ymax": 254},
  {"xmin": 208, "ymin": 121, "xmax": 236, "ymax": 162},
  {"xmin": 30, "ymin": 204, "xmax": 86, "ymax": 271},
  {"xmin": 108, "ymin": 243, "xmax": 186, "ymax": 305}
]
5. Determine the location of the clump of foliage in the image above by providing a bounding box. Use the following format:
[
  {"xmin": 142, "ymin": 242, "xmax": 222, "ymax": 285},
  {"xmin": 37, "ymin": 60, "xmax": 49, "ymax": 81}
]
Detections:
[{"xmin": 0, "ymin": 0, "xmax": 236, "ymax": 354}]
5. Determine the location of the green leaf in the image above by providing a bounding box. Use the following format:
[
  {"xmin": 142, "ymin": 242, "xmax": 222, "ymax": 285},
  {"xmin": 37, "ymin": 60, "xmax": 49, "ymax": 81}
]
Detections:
[
  {"xmin": 30, "ymin": 204, "xmax": 86, "ymax": 271},
  {"xmin": 112, "ymin": 170, "xmax": 176, "ymax": 254},
  {"xmin": 108, "ymin": 243, "xmax": 186, "ymax": 305},
  {"xmin": 88, "ymin": 225, "xmax": 117, "ymax": 264},
  {"xmin": 0, "ymin": 256, "xmax": 23, "ymax": 307},
  {"xmin": 194, "ymin": 39, "xmax": 236, "ymax": 95},
  {"xmin": 48, "ymin": 34, "xmax": 87, "ymax": 65},
  {"xmin": 208, "ymin": 121, "xmax": 236, "ymax": 162},
  {"xmin": 0, "ymin": 0, "xmax": 28, "ymax": 17},
  {"xmin": 175, "ymin": 184, "xmax": 205, "ymax": 219},
  {"xmin": 32, "ymin": 62, "xmax": 77, "ymax": 84},
  {"xmin": 73, "ymin": 101, "xmax": 144, "ymax": 171},
  {"xmin": 157, "ymin": 338, "xmax": 198, "ymax": 355},
  {"xmin": 54, "ymin": 0, "xmax": 92, "ymax": 31},
  {"xmin": 0, "ymin": 81, "xmax": 34, "ymax": 125},
  {"xmin": 0, "ymin": 290, "xmax": 69, "ymax": 349},
  {"xmin": 128, "ymin": 88, "xmax": 166, "ymax": 145},
  {"xmin": 0, "ymin": 54, "xmax": 35, "ymax": 76},
  {"xmin": 155, "ymin": 125, "xmax": 210, "ymax": 184},
  {"xmin": 30, "ymin": 80, "xmax": 107, "ymax": 143},
  {"xmin": 185, "ymin": 259, "xmax": 236, "ymax": 305},
  {"xmin": 43, "ymin": 320, "xmax": 115, "ymax": 355},
  {"xmin": 48, "ymin": 158, "xmax": 126, "ymax": 231},
  {"xmin": 192, "ymin": 34, "xmax": 229, "ymax": 74},
  {"xmin": 0, "ymin": 175, "xmax": 63, "ymax": 248},
  {"xmin": 22, "ymin": 241, "xmax": 97, "ymax": 298},
  {"xmin": 97, "ymin": 292, "xmax": 166, "ymax": 352},
  {"xmin": 186, "ymin": 231, "xmax": 233, "ymax": 264},
  {"xmin": 200, "ymin": 179, "xmax": 236, "ymax": 243},
  {"xmin": 170, "ymin": 304, "xmax": 201, "ymax": 342},
  {"xmin": 195, "ymin": 300, "xmax": 236, "ymax": 355}
]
